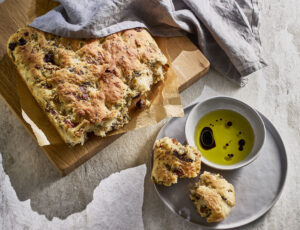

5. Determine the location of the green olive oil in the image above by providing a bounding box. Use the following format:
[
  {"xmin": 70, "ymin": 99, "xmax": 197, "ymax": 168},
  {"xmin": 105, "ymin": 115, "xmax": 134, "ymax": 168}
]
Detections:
[{"xmin": 194, "ymin": 110, "xmax": 254, "ymax": 165}]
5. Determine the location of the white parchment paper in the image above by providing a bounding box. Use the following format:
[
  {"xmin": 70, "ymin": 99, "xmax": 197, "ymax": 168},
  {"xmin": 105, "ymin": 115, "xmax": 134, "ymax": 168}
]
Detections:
[{"xmin": 22, "ymin": 110, "xmax": 50, "ymax": 146}]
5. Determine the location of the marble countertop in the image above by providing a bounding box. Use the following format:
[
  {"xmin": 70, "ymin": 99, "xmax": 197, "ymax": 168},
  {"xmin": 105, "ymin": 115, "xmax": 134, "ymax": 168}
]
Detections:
[{"xmin": 1, "ymin": 0, "xmax": 300, "ymax": 229}]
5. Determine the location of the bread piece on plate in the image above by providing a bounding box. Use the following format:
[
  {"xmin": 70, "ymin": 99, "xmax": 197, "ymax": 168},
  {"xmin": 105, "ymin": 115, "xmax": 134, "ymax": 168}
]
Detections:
[
  {"xmin": 190, "ymin": 171, "xmax": 235, "ymax": 222},
  {"xmin": 7, "ymin": 27, "xmax": 168, "ymax": 146},
  {"xmin": 151, "ymin": 137, "xmax": 202, "ymax": 186}
]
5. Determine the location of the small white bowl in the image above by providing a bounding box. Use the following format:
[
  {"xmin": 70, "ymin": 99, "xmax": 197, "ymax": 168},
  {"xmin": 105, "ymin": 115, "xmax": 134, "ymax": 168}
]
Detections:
[{"xmin": 185, "ymin": 97, "xmax": 265, "ymax": 170}]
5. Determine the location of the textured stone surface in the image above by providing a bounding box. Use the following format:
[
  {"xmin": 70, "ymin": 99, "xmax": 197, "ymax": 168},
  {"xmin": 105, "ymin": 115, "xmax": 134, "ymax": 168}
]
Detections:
[
  {"xmin": 0, "ymin": 156, "xmax": 146, "ymax": 229},
  {"xmin": 0, "ymin": 0, "xmax": 300, "ymax": 229}
]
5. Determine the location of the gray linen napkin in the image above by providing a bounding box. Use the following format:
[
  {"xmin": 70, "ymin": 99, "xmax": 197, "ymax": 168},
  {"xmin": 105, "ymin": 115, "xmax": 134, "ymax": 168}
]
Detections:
[{"xmin": 30, "ymin": 0, "xmax": 267, "ymax": 86}]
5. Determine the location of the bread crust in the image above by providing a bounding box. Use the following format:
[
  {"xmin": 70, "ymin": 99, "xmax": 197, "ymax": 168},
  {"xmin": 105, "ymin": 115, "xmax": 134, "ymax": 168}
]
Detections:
[
  {"xmin": 190, "ymin": 171, "xmax": 235, "ymax": 222},
  {"xmin": 7, "ymin": 27, "xmax": 168, "ymax": 145},
  {"xmin": 151, "ymin": 137, "xmax": 202, "ymax": 186}
]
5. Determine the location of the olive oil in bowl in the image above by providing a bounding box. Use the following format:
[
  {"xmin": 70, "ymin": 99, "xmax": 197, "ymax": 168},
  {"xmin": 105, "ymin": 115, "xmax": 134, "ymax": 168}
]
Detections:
[{"xmin": 194, "ymin": 110, "xmax": 254, "ymax": 166}]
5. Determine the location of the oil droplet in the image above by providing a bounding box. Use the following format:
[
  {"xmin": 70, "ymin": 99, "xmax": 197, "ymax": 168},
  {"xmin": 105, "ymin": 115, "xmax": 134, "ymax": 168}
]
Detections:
[
  {"xmin": 200, "ymin": 127, "xmax": 216, "ymax": 150},
  {"xmin": 239, "ymin": 139, "xmax": 246, "ymax": 146},
  {"xmin": 224, "ymin": 154, "xmax": 234, "ymax": 161}
]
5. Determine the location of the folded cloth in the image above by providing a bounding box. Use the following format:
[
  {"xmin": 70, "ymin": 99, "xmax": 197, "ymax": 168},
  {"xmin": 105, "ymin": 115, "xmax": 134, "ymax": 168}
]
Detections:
[{"xmin": 30, "ymin": 0, "xmax": 267, "ymax": 86}]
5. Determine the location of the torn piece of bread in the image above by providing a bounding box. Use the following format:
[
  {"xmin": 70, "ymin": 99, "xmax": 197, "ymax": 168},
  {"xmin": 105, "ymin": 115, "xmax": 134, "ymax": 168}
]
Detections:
[
  {"xmin": 190, "ymin": 171, "xmax": 235, "ymax": 222},
  {"xmin": 7, "ymin": 27, "xmax": 168, "ymax": 146},
  {"xmin": 151, "ymin": 137, "xmax": 202, "ymax": 186}
]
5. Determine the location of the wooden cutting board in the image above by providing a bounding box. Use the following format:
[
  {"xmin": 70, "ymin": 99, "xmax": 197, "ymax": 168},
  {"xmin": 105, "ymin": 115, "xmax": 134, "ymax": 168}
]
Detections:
[{"xmin": 0, "ymin": 0, "xmax": 210, "ymax": 175}]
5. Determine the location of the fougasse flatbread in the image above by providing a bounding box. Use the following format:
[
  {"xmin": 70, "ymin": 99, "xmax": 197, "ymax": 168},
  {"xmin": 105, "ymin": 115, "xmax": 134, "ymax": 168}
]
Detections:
[{"xmin": 7, "ymin": 27, "xmax": 168, "ymax": 146}]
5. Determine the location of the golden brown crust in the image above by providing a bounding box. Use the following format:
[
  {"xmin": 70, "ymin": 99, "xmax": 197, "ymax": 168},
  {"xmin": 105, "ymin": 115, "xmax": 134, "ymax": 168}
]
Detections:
[
  {"xmin": 190, "ymin": 171, "xmax": 235, "ymax": 222},
  {"xmin": 151, "ymin": 137, "xmax": 202, "ymax": 186},
  {"xmin": 199, "ymin": 171, "xmax": 235, "ymax": 207},
  {"xmin": 7, "ymin": 27, "xmax": 168, "ymax": 145}
]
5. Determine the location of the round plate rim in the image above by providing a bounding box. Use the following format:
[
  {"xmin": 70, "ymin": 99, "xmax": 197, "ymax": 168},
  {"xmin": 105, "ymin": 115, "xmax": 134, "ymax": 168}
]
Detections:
[{"xmin": 152, "ymin": 104, "xmax": 288, "ymax": 229}]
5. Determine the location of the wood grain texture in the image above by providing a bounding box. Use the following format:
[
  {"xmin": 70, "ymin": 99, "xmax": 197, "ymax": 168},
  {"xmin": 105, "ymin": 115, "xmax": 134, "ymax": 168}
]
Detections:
[
  {"xmin": 156, "ymin": 37, "xmax": 210, "ymax": 92},
  {"xmin": 0, "ymin": 0, "xmax": 209, "ymax": 175}
]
